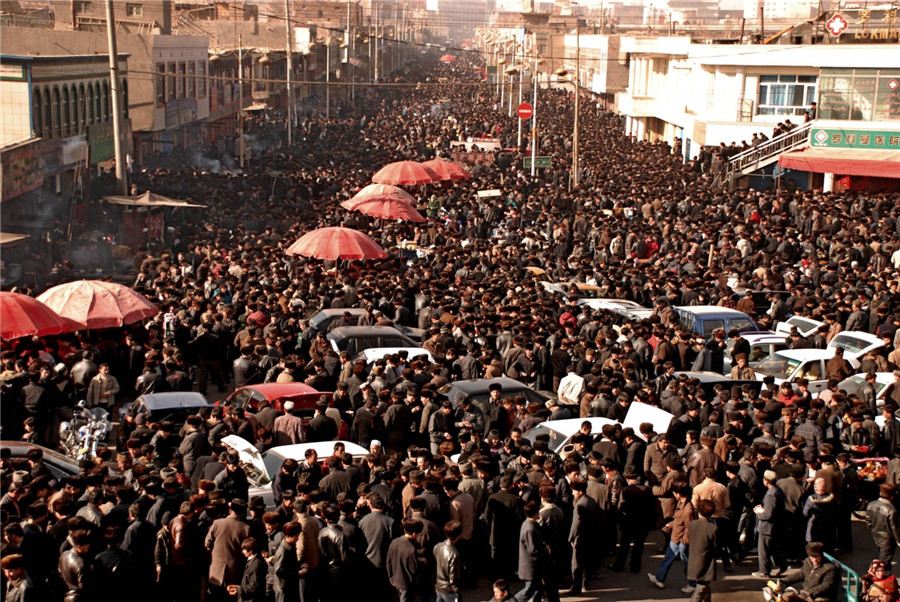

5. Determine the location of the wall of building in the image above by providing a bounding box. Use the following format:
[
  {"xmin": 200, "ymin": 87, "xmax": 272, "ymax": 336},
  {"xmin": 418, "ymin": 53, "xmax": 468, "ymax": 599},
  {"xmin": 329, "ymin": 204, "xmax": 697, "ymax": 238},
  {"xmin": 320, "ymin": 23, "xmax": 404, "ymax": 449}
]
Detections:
[{"xmin": 0, "ymin": 62, "xmax": 31, "ymax": 146}]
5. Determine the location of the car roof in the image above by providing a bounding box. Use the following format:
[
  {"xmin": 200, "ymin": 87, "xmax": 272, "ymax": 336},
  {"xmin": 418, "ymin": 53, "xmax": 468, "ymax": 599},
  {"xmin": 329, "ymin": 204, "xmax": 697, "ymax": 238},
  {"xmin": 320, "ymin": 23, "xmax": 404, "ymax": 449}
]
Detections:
[
  {"xmin": 828, "ymin": 331, "xmax": 884, "ymax": 347},
  {"xmin": 675, "ymin": 305, "xmax": 752, "ymax": 317},
  {"xmin": 674, "ymin": 371, "xmax": 733, "ymax": 383},
  {"xmin": 327, "ymin": 326, "xmax": 406, "ymax": 338},
  {"xmin": 0, "ymin": 440, "xmax": 82, "ymax": 474},
  {"xmin": 440, "ymin": 377, "xmax": 538, "ymax": 395},
  {"xmin": 529, "ymin": 417, "xmax": 617, "ymax": 437},
  {"xmin": 232, "ymin": 383, "xmax": 322, "ymax": 399},
  {"xmin": 840, "ymin": 372, "xmax": 895, "ymax": 385},
  {"xmin": 267, "ymin": 441, "xmax": 369, "ymax": 461},
  {"xmin": 356, "ymin": 347, "xmax": 435, "ymax": 364},
  {"xmin": 769, "ymin": 349, "xmax": 835, "ymax": 361},
  {"xmin": 136, "ymin": 392, "xmax": 210, "ymax": 410},
  {"xmin": 742, "ymin": 332, "xmax": 788, "ymax": 343},
  {"xmin": 312, "ymin": 308, "xmax": 366, "ymax": 318}
]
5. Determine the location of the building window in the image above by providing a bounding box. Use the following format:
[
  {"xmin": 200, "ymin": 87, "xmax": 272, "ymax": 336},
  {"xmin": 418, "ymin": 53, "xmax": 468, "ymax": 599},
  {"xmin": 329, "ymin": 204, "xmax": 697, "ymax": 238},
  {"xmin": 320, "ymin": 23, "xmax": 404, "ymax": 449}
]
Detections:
[
  {"xmin": 167, "ymin": 63, "xmax": 176, "ymax": 101},
  {"xmin": 32, "ymin": 88, "xmax": 42, "ymax": 137},
  {"xmin": 44, "ymin": 91, "xmax": 52, "ymax": 138},
  {"xmin": 76, "ymin": 1, "xmax": 92, "ymax": 14},
  {"xmin": 102, "ymin": 81, "xmax": 109, "ymax": 121},
  {"xmin": 187, "ymin": 61, "xmax": 196, "ymax": 97},
  {"xmin": 156, "ymin": 63, "xmax": 166, "ymax": 105},
  {"xmin": 125, "ymin": 3, "xmax": 142, "ymax": 17},
  {"xmin": 819, "ymin": 68, "xmax": 900, "ymax": 122},
  {"xmin": 88, "ymin": 84, "xmax": 95, "ymax": 124},
  {"xmin": 94, "ymin": 82, "xmax": 102, "ymax": 122},
  {"xmin": 53, "ymin": 87, "xmax": 61, "ymax": 138},
  {"xmin": 178, "ymin": 62, "xmax": 186, "ymax": 98},
  {"xmin": 71, "ymin": 84, "xmax": 80, "ymax": 135},
  {"xmin": 62, "ymin": 87, "xmax": 71, "ymax": 137},
  {"xmin": 122, "ymin": 79, "xmax": 129, "ymax": 118},
  {"xmin": 198, "ymin": 62, "xmax": 207, "ymax": 98},
  {"xmin": 78, "ymin": 83, "xmax": 86, "ymax": 133},
  {"xmin": 757, "ymin": 74, "xmax": 817, "ymax": 117}
]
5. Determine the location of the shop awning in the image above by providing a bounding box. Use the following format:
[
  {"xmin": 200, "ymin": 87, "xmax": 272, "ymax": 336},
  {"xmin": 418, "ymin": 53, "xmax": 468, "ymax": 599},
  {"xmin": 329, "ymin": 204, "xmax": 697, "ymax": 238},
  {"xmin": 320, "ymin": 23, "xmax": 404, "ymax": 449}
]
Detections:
[
  {"xmin": 778, "ymin": 147, "xmax": 900, "ymax": 178},
  {"xmin": 0, "ymin": 232, "xmax": 29, "ymax": 247},
  {"xmin": 101, "ymin": 191, "xmax": 206, "ymax": 208}
]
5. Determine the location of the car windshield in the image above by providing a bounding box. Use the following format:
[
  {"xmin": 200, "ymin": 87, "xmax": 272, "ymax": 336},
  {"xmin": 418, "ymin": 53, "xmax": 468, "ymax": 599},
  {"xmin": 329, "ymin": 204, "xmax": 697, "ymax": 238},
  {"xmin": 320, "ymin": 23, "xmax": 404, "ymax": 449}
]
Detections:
[
  {"xmin": 830, "ymin": 335, "xmax": 872, "ymax": 354},
  {"xmin": 755, "ymin": 354, "xmax": 800, "ymax": 380},
  {"xmin": 468, "ymin": 388, "xmax": 546, "ymax": 407},
  {"xmin": 789, "ymin": 317, "xmax": 819, "ymax": 332},
  {"xmin": 523, "ymin": 424, "xmax": 569, "ymax": 453},
  {"xmin": 731, "ymin": 318, "xmax": 756, "ymax": 332},
  {"xmin": 840, "ymin": 375, "xmax": 888, "ymax": 397},
  {"xmin": 309, "ymin": 313, "xmax": 332, "ymax": 330},
  {"xmin": 228, "ymin": 389, "xmax": 254, "ymax": 408}
]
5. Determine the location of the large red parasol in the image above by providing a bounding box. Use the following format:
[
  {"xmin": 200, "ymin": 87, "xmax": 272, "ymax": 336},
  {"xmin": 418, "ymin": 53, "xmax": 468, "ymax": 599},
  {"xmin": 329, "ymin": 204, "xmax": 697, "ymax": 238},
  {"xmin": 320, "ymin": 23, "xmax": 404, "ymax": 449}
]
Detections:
[
  {"xmin": 371, "ymin": 161, "xmax": 442, "ymax": 186},
  {"xmin": 340, "ymin": 198, "xmax": 426, "ymax": 222},
  {"xmin": 0, "ymin": 291, "xmax": 80, "ymax": 340},
  {"xmin": 349, "ymin": 183, "xmax": 417, "ymax": 206},
  {"xmin": 285, "ymin": 227, "xmax": 388, "ymax": 260},
  {"xmin": 439, "ymin": 54, "xmax": 456, "ymax": 63},
  {"xmin": 421, "ymin": 158, "xmax": 472, "ymax": 181},
  {"xmin": 37, "ymin": 280, "xmax": 160, "ymax": 330}
]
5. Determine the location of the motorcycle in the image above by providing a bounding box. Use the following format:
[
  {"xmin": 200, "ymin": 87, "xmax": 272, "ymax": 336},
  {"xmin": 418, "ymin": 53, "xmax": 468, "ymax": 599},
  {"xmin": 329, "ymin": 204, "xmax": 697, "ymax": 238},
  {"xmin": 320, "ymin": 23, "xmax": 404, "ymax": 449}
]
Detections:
[{"xmin": 59, "ymin": 400, "xmax": 111, "ymax": 462}]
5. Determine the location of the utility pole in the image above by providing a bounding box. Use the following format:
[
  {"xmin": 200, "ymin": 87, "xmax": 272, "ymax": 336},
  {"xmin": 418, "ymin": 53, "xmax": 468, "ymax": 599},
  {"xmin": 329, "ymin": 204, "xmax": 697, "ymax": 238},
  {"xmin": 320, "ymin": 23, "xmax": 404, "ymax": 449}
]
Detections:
[
  {"xmin": 325, "ymin": 40, "xmax": 331, "ymax": 119},
  {"xmin": 531, "ymin": 41, "xmax": 538, "ymax": 177},
  {"xmin": 104, "ymin": 0, "xmax": 127, "ymax": 195},
  {"xmin": 570, "ymin": 25, "xmax": 580, "ymax": 192},
  {"xmin": 284, "ymin": 0, "xmax": 293, "ymax": 146},
  {"xmin": 239, "ymin": 35, "xmax": 245, "ymax": 168},
  {"xmin": 374, "ymin": 3, "xmax": 379, "ymax": 82}
]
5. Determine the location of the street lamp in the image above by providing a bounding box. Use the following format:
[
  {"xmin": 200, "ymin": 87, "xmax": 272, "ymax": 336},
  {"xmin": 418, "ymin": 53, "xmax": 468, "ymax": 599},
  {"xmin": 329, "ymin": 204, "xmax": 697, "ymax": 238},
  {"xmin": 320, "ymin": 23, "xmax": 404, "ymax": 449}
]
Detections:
[
  {"xmin": 504, "ymin": 65, "xmax": 518, "ymax": 118},
  {"xmin": 556, "ymin": 67, "xmax": 579, "ymax": 192},
  {"xmin": 530, "ymin": 56, "xmax": 544, "ymax": 177},
  {"xmin": 497, "ymin": 57, "xmax": 507, "ymax": 109}
]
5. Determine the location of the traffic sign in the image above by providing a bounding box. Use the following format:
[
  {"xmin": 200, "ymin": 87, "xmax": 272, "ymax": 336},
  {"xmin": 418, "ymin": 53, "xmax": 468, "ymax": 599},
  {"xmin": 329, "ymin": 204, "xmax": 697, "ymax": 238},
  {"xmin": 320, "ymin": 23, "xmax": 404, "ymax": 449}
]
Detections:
[
  {"xmin": 517, "ymin": 102, "xmax": 533, "ymax": 120},
  {"xmin": 523, "ymin": 156, "xmax": 551, "ymax": 168},
  {"xmin": 825, "ymin": 13, "xmax": 849, "ymax": 37}
]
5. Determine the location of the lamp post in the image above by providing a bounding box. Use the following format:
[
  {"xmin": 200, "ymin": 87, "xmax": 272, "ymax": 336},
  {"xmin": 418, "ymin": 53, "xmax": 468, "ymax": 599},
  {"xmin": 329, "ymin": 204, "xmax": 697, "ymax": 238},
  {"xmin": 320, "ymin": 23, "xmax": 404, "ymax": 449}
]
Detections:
[
  {"xmin": 556, "ymin": 66, "xmax": 579, "ymax": 192},
  {"xmin": 497, "ymin": 57, "xmax": 506, "ymax": 110},
  {"xmin": 506, "ymin": 65, "xmax": 522, "ymax": 149},
  {"xmin": 325, "ymin": 39, "xmax": 331, "ymax": 119},
  {"xmin": 531, "ymin": 55, "xmax": 543, "ymax": 177}
]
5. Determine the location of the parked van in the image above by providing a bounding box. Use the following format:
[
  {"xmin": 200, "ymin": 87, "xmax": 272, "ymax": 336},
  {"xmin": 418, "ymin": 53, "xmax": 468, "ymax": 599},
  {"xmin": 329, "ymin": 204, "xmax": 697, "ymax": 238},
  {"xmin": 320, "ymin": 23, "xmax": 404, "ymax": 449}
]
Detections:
[{"xmin": 674, "ymin": 306, "xmax": 758, "ymax": 338}]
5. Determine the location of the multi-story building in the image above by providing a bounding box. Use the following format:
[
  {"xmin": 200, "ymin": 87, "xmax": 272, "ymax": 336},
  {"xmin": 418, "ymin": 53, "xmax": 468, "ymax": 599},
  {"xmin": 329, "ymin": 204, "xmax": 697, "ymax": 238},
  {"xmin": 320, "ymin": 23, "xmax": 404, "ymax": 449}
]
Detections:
[
  {"xmin": 1, "ymin": 52, "xmax": 129, "ymax": 256},
  {"xmin": 614, "ymin": 36, "xmax": 899, "ymax": 191}
]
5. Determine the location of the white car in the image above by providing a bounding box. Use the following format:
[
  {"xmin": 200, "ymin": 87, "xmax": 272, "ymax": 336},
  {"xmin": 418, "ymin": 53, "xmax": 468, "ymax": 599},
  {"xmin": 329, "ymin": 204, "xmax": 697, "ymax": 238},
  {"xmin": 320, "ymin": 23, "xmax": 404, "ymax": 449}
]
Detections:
[
  {"xmin": 775, "ymin": 316, "xmax": 825, "ymax": 338},
  {"xmin": 826, "ymin": 331, "xmax": 885, "ymax": 360},
  {"xmin": 521, "ymin": 402, "xmax": 674, "ymax": 455},
  {"xmin": 838, "ymin": 372, "xmax": 896, "ymax": 412},
  {"xmin": 354, "ymin": 347, "xmax": 435, "ymax": 366},
  {"xmin": 222, "ymin": 435, "xmax": 368, "ymax": 509},
  {"xmin": 723, "ymin": 331, "xmax": 789, "ymax": 372},
  {"xmin": 754, "ymin": 349, "xmax": 860, "ymax": 394},
  {"xmin": 523, "ymin": 417, "xmax": 618, "ymax": 455}
]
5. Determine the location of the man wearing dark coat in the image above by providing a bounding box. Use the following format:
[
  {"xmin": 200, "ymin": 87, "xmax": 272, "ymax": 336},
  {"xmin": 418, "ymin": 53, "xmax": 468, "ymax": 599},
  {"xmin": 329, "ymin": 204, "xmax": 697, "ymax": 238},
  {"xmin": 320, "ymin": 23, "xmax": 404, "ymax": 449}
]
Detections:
[
  {"xmin": 568, "ymin": 479, "xmax": 599, "ymax": 595},
  {"xmin": 387, "ymin": 519, "xmax": 422, "ymax": 602},
  {"xmin": 688, "ymin": 500, "xmax": 718, "ymax": 602},
  {"xmin": 236, "ymin": 537, "xmax": 267, "ymax": 602},
  {"xmin": 482, "ymin": 476, "xmax": 522, "ymax": 581},
  {"xmin": 515, "ymin": 500, "xmax": 547, "ymax": 602},
  {"xmin": 205, "ymin": 499, "xmax": 251, "ymax": 597}
]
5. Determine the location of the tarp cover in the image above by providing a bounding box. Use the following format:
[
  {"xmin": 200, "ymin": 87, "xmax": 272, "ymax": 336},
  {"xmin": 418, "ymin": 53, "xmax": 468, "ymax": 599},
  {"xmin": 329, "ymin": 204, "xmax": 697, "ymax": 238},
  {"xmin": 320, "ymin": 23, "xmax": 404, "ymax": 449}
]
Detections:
[{"xmin": 102, "ymin": 191, "xmax": 205, "ymax": 208}]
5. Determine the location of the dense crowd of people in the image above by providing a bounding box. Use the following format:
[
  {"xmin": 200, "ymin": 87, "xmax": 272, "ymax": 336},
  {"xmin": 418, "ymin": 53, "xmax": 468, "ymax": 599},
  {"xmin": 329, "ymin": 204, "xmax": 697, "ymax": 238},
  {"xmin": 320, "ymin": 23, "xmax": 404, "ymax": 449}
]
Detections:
[{"xmin": 2, "ymin": 47, "xmax": 900, "ymax": 602}]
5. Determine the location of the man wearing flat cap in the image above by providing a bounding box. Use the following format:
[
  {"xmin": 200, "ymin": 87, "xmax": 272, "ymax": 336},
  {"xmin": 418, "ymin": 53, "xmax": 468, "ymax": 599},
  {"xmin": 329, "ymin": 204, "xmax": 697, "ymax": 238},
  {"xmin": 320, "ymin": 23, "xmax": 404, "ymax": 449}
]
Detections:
[{"xmin": 779, "ymin": 542, "xmax": 838, "ymax": 602}]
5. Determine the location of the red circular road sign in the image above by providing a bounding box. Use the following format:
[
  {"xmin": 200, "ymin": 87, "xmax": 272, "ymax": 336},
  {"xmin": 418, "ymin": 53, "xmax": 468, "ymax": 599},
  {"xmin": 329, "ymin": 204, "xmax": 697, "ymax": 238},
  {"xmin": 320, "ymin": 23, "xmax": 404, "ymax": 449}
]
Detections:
[{"xmin": 517, "ymin": 102, "xmax": 533, "ymax": 119}]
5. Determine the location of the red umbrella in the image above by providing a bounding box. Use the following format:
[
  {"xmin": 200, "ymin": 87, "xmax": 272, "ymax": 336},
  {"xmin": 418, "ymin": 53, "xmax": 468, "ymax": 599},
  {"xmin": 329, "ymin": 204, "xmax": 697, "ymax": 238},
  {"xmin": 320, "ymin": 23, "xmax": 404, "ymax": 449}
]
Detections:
[
  {"xmin": 348, "ymin": 183, "xmax": 416, "ymax": 206},
  {"xmin": 340, "ymin": 198, "xmax": 426, "ymax": 222},
  {"xmin": 37, "ymin": 280, "xmax": 160, "ymax": 330},
  {"xmin": 421, "ymin": 158, "xmax": 472, "ymax": 181},
  {"xmin": 0, "ymin": 291, "xmax": 80, "ymax": 340},
  {"xmin": 285, "ymin": 227, "xmax": 388, "ymax": 260},
  {"xmin": 372, "ymin": 161, "xmax": 442, "ymax": 186},
  {"xmin": 440, "ymin": 54, "xmax": 456, "ymax": 63}
]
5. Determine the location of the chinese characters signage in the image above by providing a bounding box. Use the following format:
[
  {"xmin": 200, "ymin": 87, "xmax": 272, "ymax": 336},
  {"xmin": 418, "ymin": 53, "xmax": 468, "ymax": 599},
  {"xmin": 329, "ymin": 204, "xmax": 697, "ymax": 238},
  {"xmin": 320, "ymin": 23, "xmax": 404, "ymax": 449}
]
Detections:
[{"xmin": 811, "ymin": 127, "xmax": 900, "ymax": 149}]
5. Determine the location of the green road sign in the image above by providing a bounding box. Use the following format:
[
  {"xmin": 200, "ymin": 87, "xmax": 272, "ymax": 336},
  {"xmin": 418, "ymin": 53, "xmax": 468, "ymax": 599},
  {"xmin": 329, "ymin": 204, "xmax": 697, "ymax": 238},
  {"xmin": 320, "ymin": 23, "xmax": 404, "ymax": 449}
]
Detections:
[{"xmin": 523, "ymin": 156, "xmax": 552, "ymax": 168}]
